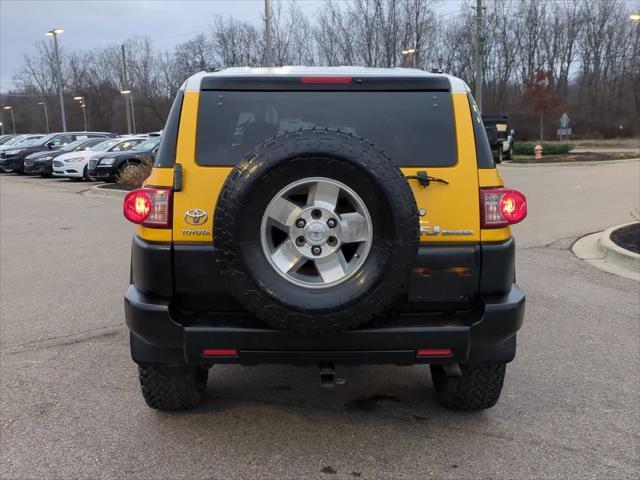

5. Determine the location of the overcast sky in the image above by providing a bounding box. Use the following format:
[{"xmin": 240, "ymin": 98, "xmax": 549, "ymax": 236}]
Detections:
[{"xmin": 0, "ymin": 0, "xmax": 463, "ymax": 92}]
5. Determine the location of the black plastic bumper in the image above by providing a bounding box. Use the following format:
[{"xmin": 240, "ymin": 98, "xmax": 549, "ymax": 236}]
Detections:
[
  {"xmin": 88, "ymin": 166, "xmax": 116, "ymax": 180},
  {"xmin": 126, "ymin": 283, "xmax": 525, "ymax": 366},
  {"xmin": 24, "ymin": 162, "xmax": 52, "ymax": 175},
  {"xmin": 0, "ymin": 157, "xmax": 23, "ymax": 171}
]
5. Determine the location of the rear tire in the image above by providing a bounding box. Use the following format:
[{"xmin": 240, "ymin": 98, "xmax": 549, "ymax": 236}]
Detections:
[
  {"xmin": 138, "ymin": 365, "xmax": 208, "ymax": 411},
  {"xmin": 495, "ymin": 148, "xmax": 503, "ymax": 164},
  {"xmin": 504, "ymin": 145, "xmax": 513, "ymax": 160},
  {"xmin": 430, "ymin": 363, "xmax": 506, "ymax": 411}
]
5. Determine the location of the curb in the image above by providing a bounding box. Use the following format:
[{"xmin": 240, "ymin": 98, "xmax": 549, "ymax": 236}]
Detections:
[
  {"xmin": 82, "ymin": 184, "xmax": 129, "ymax": 199},
  {"xmin": 501, "ymin": 158, "xmax": 639, "ymax": 167},
  {"xmin": 599, "ymin": 223, "xmax": 640, "ymax": 272},
  {"xmin": 572, "ymin": 223, "xmax": 640, "ymax": 281}
]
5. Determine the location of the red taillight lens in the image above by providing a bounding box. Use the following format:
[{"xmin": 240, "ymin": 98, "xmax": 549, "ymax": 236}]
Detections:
[
  {"xmin": 480, "ymin": 188, "xmax": 527, "ymax": 228},
  {"xmin": 300, "ymin": 76, "xmax": 352, "ymax": 84},
  {"xmin": 123, "ymin": 188, "xmax": 172, "ymax": 227}
]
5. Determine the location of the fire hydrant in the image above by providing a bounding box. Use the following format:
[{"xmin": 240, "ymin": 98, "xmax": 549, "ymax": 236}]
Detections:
[{"xmin": 534, "ymin": 144, "xmax": 543, "ymax": 160}]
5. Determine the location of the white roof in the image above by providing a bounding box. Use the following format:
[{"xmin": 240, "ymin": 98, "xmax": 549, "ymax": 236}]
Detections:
[{"xmin": 181, "ymin": 66, "xmax": 469, "ymax": 94}]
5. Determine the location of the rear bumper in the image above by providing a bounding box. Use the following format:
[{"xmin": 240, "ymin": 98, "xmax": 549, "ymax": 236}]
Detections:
[{"xmin": 125, "ymin": 283, "xmax": 525, "ymax": 366}]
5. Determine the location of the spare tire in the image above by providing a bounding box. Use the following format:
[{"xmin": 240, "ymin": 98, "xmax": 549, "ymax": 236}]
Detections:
[{"xmin": 214, "ymin": 128, "xmax": 418, "ymax": 335}]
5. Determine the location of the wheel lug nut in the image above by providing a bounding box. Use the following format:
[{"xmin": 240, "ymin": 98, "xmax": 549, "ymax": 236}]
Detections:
[
  {"xmin": 296, "ymin": 236, "xmax": 305, "ymax": 246},
  {"xmin": 295, "ymin": 218, "xmax": 306, "ymax": 228},
  {"xmin": 311, "ymin": 246, "xmax": 322, "ymax": 256},
  {"xmin": 327, "ymin": 218, "xmax": 337, "ymax": 228}
]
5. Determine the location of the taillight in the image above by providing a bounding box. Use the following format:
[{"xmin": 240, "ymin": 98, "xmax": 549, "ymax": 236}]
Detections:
[
  {"xmin": 480, "ymin": 188, "xmax": 527, "ymax": 228},
  {"xmin": 123, "ymin": 188, "xmax": 172, "ymax": 228}
]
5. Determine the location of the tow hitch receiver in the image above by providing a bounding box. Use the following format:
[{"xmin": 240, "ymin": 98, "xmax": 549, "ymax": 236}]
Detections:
[{"xmin": 319, "ymin": 363, "xmax": 345, "ymax": 388}]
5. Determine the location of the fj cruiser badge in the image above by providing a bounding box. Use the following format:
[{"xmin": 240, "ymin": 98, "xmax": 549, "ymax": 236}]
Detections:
[
  {"xmin": 420, "ymin": 225, "xmax": 474, "ymax": 236},
  {"xmin": 184, "ymin": 208, "xmax": 208, "ymax": 225}
]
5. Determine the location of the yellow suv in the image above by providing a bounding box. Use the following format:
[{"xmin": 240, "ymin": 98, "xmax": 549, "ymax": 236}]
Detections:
[{"xmin": 123, "ymin": 67, "xmax": 527, "ymax": 412}]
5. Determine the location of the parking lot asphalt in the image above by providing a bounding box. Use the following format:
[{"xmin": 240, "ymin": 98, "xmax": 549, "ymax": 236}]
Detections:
[{"xmin": 1, "ymin": 163, "xmax": 639, "ymax": 480}]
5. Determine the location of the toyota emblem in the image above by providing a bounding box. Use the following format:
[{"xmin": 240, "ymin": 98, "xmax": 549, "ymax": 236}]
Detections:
[{"xmin": 184, "ymin": 208, "xmax": 208, "ymax": 225}]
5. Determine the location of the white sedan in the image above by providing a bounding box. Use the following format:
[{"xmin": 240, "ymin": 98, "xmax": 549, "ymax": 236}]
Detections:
[{"xmin": 52, "ymin": 136, "xmax": 146, "ymax": 180}]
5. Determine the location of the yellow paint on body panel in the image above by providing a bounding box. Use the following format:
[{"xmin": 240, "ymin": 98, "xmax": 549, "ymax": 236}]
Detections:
[
  {"xmin": 478, "ymin": 168, "xmax": 504, "ymax": 188},
  {"xmin": 135, "ymin": 225, "xmax": 172, "ymax": 242},
  {"xmin": 137, "ymin": 90, "xmax": 512, "ymax": 245},
  {"xmin": 143, "ymin": 167, "xmax": 173, "ymax": 188},
  {"xmin": 407, "ymin": 93, "xmax": 480, "ymax": 243}
]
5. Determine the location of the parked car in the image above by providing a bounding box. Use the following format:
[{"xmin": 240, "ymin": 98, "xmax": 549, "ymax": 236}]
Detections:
[
  {"xmin": 482, "ymin": 114, "xmax": 515, "ymax": 163},
  {"xmin": 0, "ymin": 134, "xmax": 44, "ymax": 152},
  {"xmin": 53, "ymin": 136, "xmax": 146, "ymax": 180},
  {"xmin": 122, "ymin": 67, "xmax": 528, "ymax": 412},
  {"xmin": 24, "ymin": 138, "xmax": 106, "ymax": 177},
  {"xmin": 0, "ymin": 134, "xmax": 20, "ymax": 146},
  {"xmin": 0, "ymin": 131, "xmax": 113, "ymax": 173},
  {"xmin": 87, "ymin": 136, "xmax": 161, "ymax": 182},
  {"xmin": 0, "ymin": 135, "xmax": 45, "ymax": 172}
]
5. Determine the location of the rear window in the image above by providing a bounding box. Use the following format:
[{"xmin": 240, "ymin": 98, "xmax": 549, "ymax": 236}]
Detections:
[
  {"xmin": 196, "ymin": 91, "xmax": 457, "ymax": 167},
  {"xmin": 468, "ymin": 94, "xmax": 495, "ymax": 169}
]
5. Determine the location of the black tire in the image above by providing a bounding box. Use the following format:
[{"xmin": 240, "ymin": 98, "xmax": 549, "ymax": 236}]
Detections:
[
  {"xmin": 138, "ymin": 365, "xmax": 208, "ymax": 411},
  {"xmin": 214, "ymin": 127, "xmax": 419, "ymax": 335},
  {"xmin": 430, "ymin": 363, "xmax": 506, "ymax": 411},
  {"xmin": 40, "ymin": 173, "xmax": 52, "ymax": 178},
  {"xmin": 82, "ymin": 165, "xmax": 92, "ymax": 181},
  {"xmin": 504, "ymin": 145, "xmax": 513, "ymax": 160},
  {"xmin": 495, "ymin": 148, "xmax": 503, "ymax": 164}
]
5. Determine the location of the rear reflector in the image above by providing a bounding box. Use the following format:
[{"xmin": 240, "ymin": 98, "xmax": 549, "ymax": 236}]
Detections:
[
  {"xmin": 201, "ymin": 349, "xmax": 238, "ymax": 357},
  {"xmin": 480, "ymin": 188, "xmax": 527, "ymax": 228},
  {"xmin": 300, "ymin": 76, "xmax": 352, "ymax": 84},
  {"xmin": 417, "ymin": 348, "xmax": 453, "ymax": 357}
]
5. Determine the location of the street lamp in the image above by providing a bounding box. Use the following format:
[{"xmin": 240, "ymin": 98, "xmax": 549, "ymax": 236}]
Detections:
[
  {"xmin": 401, "ymin": 48, "xmax": 418, "ymax": 68},
  {"xmin": 74, "ymin": 96, "xmax": 88, "ymax": 131},
  {"xmin": 630, "ymin": 13, "xmax": 640, "ymax": 21},
  {"xmin": 120, "ymin": 90, "xmax": 136, "ymax": 134},
  {"xmin": 37, "ymin": 101, "xmax": 50, "ymax": 133},
  {"xmin": 3, "ymin": 106, "xmax": 16, "ymax": 134},
  {"xmin": 46, "ymin": 27, "xmax": 67, "ymax": 132},
  {"xmin": 0, "ymin": 122, "xmax": 4, "ymax": 136}
]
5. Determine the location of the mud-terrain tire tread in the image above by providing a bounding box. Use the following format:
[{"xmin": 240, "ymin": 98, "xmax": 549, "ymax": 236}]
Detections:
[
  {"xmin": 138, "ymin": 365, "xmax": 207, "ymax": 411},
  {"xmin": 430, "ymin": 363, "xmax": 506, "ymax": 411},
  {"xmin": 214, "ymin": 127, "xmax": 418, "ymax": 335}
]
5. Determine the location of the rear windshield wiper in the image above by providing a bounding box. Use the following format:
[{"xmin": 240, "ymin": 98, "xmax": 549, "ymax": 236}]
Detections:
[{"xmin": 405, "ymin": 170, "xmax": 449, "ymax": 187}]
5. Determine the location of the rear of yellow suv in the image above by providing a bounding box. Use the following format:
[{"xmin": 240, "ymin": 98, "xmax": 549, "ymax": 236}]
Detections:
[{"xmin": 124, "ymin": 67, "xmax": 526, "ymax": 412}]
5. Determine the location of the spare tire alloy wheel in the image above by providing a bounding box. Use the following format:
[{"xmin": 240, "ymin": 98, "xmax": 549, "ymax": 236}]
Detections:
[
  {"xmin": 261, "ymin": 177, "xmax": 372, "ymax": 288},
  {"xmin": 214, "ymin": 128, "xmax": 419, "ymax": 335}
]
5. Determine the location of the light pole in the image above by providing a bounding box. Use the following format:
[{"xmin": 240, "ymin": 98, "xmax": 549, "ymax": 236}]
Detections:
[
  {"xmin": 74, "ymin": 96, "xmax": 88, "ymax": 131},
  {"xmin": 474, "ymin": 0, "xmax": 484, "ymax": 112},
  {"xmin": 120, "ymin": 90, "xmax": 136, "ymax": 134},
  {"xmin": 0, "ymin": 122, "xmax": 4, "ymax": 136},
  {"xmin": 37, "ymin": 101, "xmax": 50, "ymax": 133},
  {"xmin": 3, "ymin": 106, "xmax": 16, "ymax": 133},
  {"xmin": 46, "ymin": 28, "xmax": 67, "ymax": 132},
  {"xmin": 401, "ymin": 48, "xmax": 418, "ymax": 68},
  {"xmin": 265, "ymin": 0, "xmax": 273, "ymax": 67}
]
